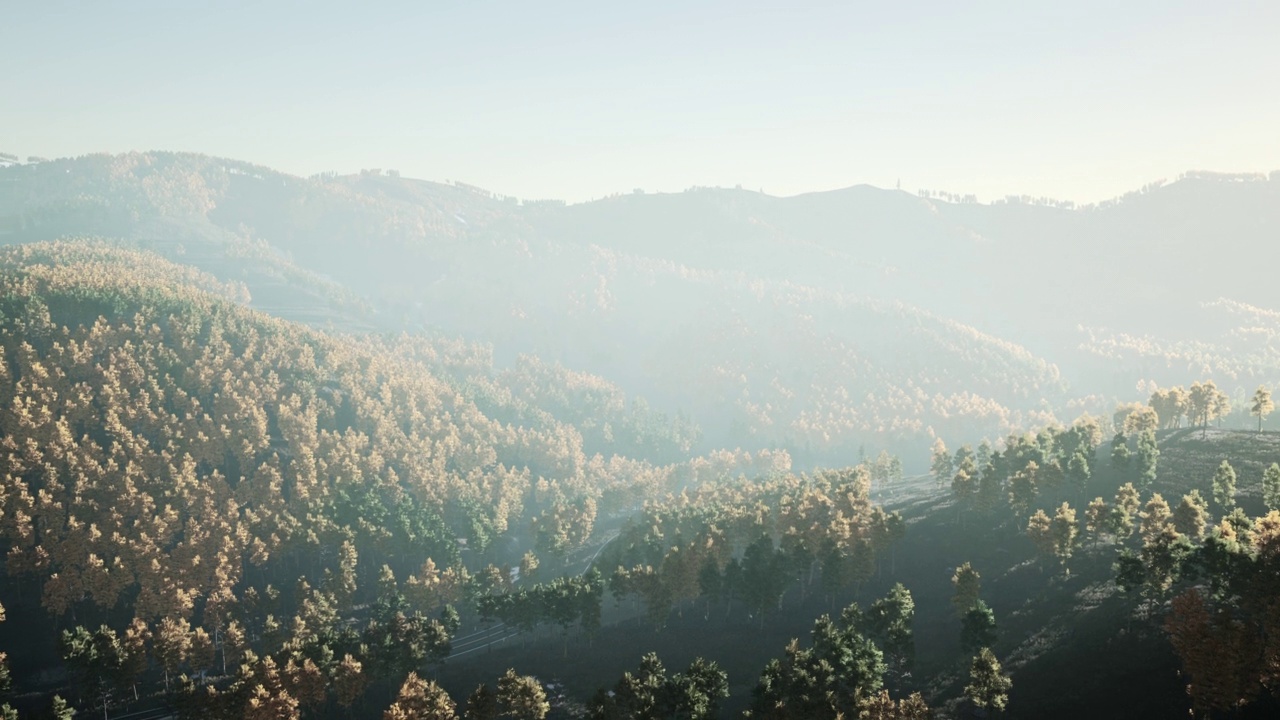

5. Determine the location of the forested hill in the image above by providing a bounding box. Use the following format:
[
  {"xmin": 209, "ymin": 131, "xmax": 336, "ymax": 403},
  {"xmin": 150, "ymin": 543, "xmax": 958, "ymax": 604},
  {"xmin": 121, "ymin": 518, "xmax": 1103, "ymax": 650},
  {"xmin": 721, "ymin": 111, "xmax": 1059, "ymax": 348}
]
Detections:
[
  {"xmin": 0, "ymin": 239, "xmax": 770, "ymax": 632},
  {"xmin": 2, "ymin": 154, "xmax": 1278, "ymax": 464}
]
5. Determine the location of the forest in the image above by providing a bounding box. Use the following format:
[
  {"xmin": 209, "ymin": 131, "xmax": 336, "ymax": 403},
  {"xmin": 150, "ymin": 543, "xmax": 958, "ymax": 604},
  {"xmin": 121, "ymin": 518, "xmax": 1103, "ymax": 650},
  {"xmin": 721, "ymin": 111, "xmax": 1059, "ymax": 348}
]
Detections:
[{"xmin": 0, "ymin": 154, "xmax": 1278, "ymax": 719}]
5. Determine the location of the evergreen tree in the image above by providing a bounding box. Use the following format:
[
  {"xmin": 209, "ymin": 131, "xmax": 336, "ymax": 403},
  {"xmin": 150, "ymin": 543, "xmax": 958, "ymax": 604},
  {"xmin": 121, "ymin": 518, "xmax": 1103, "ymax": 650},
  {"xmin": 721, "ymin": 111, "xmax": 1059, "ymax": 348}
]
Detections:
[
  {"xmin": 384, "ymin": 672, "xmax": 457, "ymax": 720},
  {"xmin": 497, "ymin": 669, "xmax": 549, "ymax": 720},
  {"xmin": 1212, "ymin": 460, "xmax": 1237, "ymax": 512},
  {"xmin": 951, "ymin": 562, "xmax": 982, "ymax": 617},
  {"xmin": 976, "ymin": 440, "xmax": 993, "ymax": 470},
  {"xmin": 1084, "ymin": 497, "xmax": 1110, "ymax": 545},
  {"xmin": 1135, "ymin": 429, "xmax": 1159, "ymax": 490},
  {"xmin": 864, "ymin": 584, "xmax": 915, "ymax": 674},
  {"xmin": 1067, "ymin": 450, "xmax": 1091, "ymax": 497},
  {"xmin": 964, "ymin": 648, "xmax": 1012, "ymax": 714},
  {"xmin": 1007, "ymin": 461, "xmax": 1039, "ymax": 518},
  {"xmin": 1263, "ymin": 463, "xmax": 1280, "ymax": 512},
  {"xmin": 951, "ymin": 468, "xmax": 977, "ymax": 523},
  {"xmin": 464, "ymin": 685, "xmax": 499, "ymax": 720},
  {"xmin": 930, "ymin": 439, "xmax": 952, "ymax": 488},
  {"xmin": 1251, "ymin": 386, "xmax": 1274, "ymax": 433},
  {"xmin": 960, "ymin": 601, "xmax": 998, "ymax": 654},
  {"xmin": 334, "ymin": 654, "xmax": 368, "ymax": 711},
  {"xmin": 51, "ymin": 696, "xmax": 76, "ymax": 720},
  {"xmin": 1026, "ymin": 510, "xmax": 1054, "ymax": 568},
  {"xmin": 1110, "ymin": 483, "xmax": 1141, "ymax": 541},
  {"xmin": 1050, "ymin": 503, "xmax": 1078, "ymax": 571},
  {"xmin": 669, "ymin": 658, "xmax": 729, "ymax": 720},
  {"xmin": 1110, "ymin": 431, "xmax": 1131, "ymax": 473},
  {"xmin": 1173, "ymin": 490, "xmax": 1210, "ymax": 541}
]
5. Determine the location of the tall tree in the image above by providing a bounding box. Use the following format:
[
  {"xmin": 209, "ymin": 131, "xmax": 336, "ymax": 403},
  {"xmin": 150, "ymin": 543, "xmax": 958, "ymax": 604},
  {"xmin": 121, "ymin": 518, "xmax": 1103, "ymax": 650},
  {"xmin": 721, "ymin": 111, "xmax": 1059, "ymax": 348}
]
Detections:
[
  {"xmin": 668, "ymin": 657, "xmax": 729, "ymax": 720},
  {"xmin": 334, "ymin": 654, "xmax": 368, "ymax": 711},
  {"xmin": 1026, "ymin": 510, "xmax": 1054, "ymax": 569},
  {"xmin": 1212, "ymin": 460, "xmax": 1238, "ymax": 512},
  {"xmin": 1140, "ymin": 494, "xmax": 1174, "ymax": 545},
  {"xmin": 1085, "ymin": 497, "xmax": 1110, "ymax": 545},
  {"xmin": 1188, "ymin": 381, "xmax": 1230, "ymax": 436},
  {"xmin": 1111, "ymin": 483, "xmax": 1141, "ymax": 541},
  {"xmin": 1135, "ymin": 429, "xmax": 1159, "ymax": 490},
  {"xmin": 1165, "ymin": 588, "xmax": 1261, "ymax": 717},
  {"xmin": 951, "ymin": 467, "xmax": 977, "ymax": 523},
  {"xmin": 496, "ymin": 669, "xmax": 549, "ymax": 720},
  {"xmin": 1250, "ymin": 386, "xmax": 1275, "ymax": 433},
  {"xmin": 1173, "ymin": 490, "xmax": 1210, "ymax": 541},
  {"xmin": 154, "ymin": 617, "xmax": 192, "ymax": 691},
  {"xmin": 1110, "ymin": 432, "xmax": 1131, "ymax": 473},
  {"xmin": 951, "ymin": 563, "xmax": 981, "ymax": 617},
  {"xmin": 750, "ymin": 610, "xmax": 885, "ymax": 720},
  {"xmin": 1049, "ymin": 503, "xmax": 1079, "ymax": 572},
  {"xmin": 60, "ymin": 625, "xmax": 129, "ymax": 716},
  {"xmin": 465, "ymin": 685, "xmax": 499, "ymax": 720},
  {"xmin": 1007, "ymin": 461, "xmax": 1039, "ymax": 518},
  {"xmin": 50, "ymin": 696, "xmax": 76, "ymax": 720},
  {"xmin": 384, "ymin": 673, "xmax": 457, "ymax": 720},
  {"xmin": 961, "ymin": 601, "xmax": 998, "ymax": 654},
  {"xmin": 864, "ymin": 583, "xmax": 915, "ymax": 674},
  {"xmin": 930, "ymin": 439, "xmax": 952, "ymax": 489},
  {"xmin": 1263, "ymin": 463, "xmax": 1280, "ymax": 512},
  {"xmin": 964, "ymin": 648, "xmax": 1012, "ymax": 714}
]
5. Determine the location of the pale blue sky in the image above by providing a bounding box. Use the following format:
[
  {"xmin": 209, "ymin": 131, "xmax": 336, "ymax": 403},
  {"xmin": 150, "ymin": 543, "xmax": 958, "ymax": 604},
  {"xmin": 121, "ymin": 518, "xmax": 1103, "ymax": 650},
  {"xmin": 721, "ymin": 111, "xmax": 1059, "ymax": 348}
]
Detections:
[{"xmin": 4, "ymin": 1, "xmax": 1277, "ymax": 202}]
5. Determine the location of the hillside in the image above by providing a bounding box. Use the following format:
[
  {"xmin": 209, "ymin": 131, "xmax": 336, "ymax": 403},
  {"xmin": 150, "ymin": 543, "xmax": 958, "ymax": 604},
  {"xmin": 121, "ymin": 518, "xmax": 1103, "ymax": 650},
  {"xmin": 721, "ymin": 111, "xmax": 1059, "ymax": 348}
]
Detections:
[
  {"xmin": 0, "ymin": 240, "xmax": 1275, "ymax": 717},
  {"xmin": 9, "ymin": 154, "xmax": 1275, "ymax": 467},
  {"xmin": 0, "ymin": 241, "xmax": 743, "ymax": 689}
]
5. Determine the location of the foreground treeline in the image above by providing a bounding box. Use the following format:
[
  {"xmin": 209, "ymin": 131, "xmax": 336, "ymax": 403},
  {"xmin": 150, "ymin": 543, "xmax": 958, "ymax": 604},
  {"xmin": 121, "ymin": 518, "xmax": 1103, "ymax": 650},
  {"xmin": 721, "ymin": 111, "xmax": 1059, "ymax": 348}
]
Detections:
[
  {"xmin": 933, "ymin": 391, "xmax": 1280, "ymax": 717},
  {"xmin": 598, "ymin": 466, "xmax": 905, "ymax": 630}
]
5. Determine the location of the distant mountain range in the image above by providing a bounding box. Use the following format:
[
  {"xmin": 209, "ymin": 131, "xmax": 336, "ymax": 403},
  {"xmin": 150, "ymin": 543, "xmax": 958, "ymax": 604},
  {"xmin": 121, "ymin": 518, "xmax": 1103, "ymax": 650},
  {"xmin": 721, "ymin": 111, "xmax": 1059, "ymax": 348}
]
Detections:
[{"xmin": 2, "ymin": 152, "xmax": 1277, "ymax": 466}]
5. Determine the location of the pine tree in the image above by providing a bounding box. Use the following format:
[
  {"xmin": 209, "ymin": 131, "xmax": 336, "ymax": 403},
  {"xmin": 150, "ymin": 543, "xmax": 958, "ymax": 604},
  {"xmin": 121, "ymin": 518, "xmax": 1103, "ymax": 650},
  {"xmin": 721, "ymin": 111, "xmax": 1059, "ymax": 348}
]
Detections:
[
  {"xmin": 1007, "ymin": 461, "xmax": 1039, "ymax": 518},
  {"xmin": 1026, "ymin": 510, "xmax": 1054, "ymax": 568},
  {"xmin": 1135, "ymin": 429, "xmax": 1159, "ymax": 490},
  {"xmin": 865, "ymin": 583, "xmax": 915, "ymax": 674},
  {"xmin": 384, "ymin": 672, "xmax": 457, "ymax": 720},
  {"xmin": 1140, "ymin": 494, "xmax": 1174, "ymax": 544},
  {"xmin": 951, "ymin": 468, "xmax": 977, "ymax": 523},
  {"xmin": 951, "ymin": 563, "xmax": 981, "ymax": 617},
  {"xmin": 1263, "ymin": 463, "xmax": 1280, "ymax": 512},
  {"xmin": 1212, "ymin": 460, "xmax": 1237, "ymax": 512},
  {"xmin": 1252, "ymin": 386, "xmax": 1274, "ymax": 433},
  {"xmin": 669, "ymin": 657, "xmax": 729, "ymax": 720},
  {"xmin": 1067, "ymin": 450, "xmax": 1091, "ymax": 497},
  {"xmin": 1085, "ymin": 497, "xmax": 1110, "ymax": 545},
  {"xmin": 1173, "ymin": 490, "xmax": 1210, "ymax": 541},
  {"xmin": 1165, "ymin": 588, "xmax": 1261, "ymax": 716},
  {"xmin": 51, "ymin": 696, "xmax": 76, "ymax": 720},
  {"xmin": 1111, "ymin": 483, "xmax": 1141, "ymax": 541},
  {"xmin": 519, "ymin": 551, "xmax": 539, "ymax": 582},
  {"xmin": 334, "ymin": 654, "xmax": 368, "ymax": 710},
  {"xmin": 464, "ymin": 684, "xmax": 499, "ymax": 720},
  {"xmin": 497, "ymin": 669, "xmax": 549, "ymax": 720},
  {"xmin": 1050, "ymin": 503, "xmax": 1078, "ymax": 571},
  {"xmin": 930, "ymin": 439, "xmax": 952, "ymax": 488},
  {"xmin": 960, "ymin": 601, "xmax": 998, "ymax": 654},
  {"xmin": 153, "ymin": 617, "xmax": 192, "ymax": 691},
  {"xmin": 1110, "ymin": 431, "xmax": 1131, "ymax": 472},
  {"xmin": 964, "ymin": 648, "xmax": 1012, "ymax": 713}
]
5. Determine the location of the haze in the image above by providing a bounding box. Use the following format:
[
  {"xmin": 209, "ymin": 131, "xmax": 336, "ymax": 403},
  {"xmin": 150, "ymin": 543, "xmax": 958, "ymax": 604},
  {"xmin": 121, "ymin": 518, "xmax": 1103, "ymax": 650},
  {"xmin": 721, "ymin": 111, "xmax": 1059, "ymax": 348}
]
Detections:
[
  {"xmin": 4, "ymin": 4, "xmax": 1280, "ymax": 719},
  {"xmin": 5, "ymin": 1, "xmax": 1279, "ymax": 203}
]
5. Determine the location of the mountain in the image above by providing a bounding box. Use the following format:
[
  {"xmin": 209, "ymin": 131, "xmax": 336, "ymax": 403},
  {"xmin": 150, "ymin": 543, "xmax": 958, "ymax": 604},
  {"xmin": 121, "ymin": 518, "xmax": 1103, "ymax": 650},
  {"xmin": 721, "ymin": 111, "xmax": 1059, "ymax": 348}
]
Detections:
[{"xmin": 3, "ymin": 153, "xmax": 1278, "ymax": 465}]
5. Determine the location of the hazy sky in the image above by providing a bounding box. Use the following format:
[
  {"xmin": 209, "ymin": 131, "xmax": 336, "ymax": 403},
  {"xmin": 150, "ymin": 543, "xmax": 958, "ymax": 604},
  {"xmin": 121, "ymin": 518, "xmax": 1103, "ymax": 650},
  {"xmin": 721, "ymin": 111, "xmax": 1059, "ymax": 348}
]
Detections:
[{"xmin": 4, "ymin": 1, "xmax": 1278, "ymax": 203}]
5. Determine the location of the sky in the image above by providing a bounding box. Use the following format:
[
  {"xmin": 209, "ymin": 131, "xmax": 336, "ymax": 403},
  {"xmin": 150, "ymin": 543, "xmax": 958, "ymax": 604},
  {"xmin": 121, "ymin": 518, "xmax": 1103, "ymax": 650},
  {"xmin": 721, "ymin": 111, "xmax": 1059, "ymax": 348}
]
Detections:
[{"xmin": 3, "ymin": 1, "xmax": 1278, "ymax": 204}]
